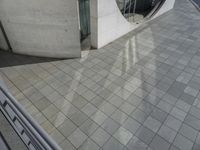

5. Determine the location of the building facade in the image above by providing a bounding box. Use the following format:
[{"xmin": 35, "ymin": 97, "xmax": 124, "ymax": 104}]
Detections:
[{"xmin": 0, "ymin": 0, "xmax": 175, "ymax": 58}]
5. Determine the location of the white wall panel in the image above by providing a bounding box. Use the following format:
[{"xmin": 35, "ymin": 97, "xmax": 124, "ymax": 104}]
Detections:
[{"xmin": 91, "ymin": 0, "xmax": 175, "ymax": 48}]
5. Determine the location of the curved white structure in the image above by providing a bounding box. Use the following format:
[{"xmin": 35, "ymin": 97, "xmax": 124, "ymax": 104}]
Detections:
[{"xmin": 90, "ymin": 0, "xmax": 175, "ymax": 48}]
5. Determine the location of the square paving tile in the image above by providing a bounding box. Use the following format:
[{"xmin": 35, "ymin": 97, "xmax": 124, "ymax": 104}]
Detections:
[
  {"xmin": 164, "ymin": 115, "xmax": 182, "ymax": 131},
  {"xmin": 101, "ymin": 117, "xmax": 120, "ymax": 135},
  {"xmin": 167, "ymin": 81, "xmax": 186, "ymax": 98},
  {"xmin": 78, "ymin": 138, "xmax": 100, "ymax": 150},
  {"xmin": 173, "ymin": 134, "xmax": 193, "ymax": 150},
  {"xmin": 127, "ymin": 136, "xmax": 148, "ymax": 150},
  {"xmin": 68, "ymin": 128, "xmax": 88, "ymax": 148},
  {"xmin": 135, "ymin": 126, "xmax": 156, "ymax": 145},
  {"xmin": 57, "ymin": 118, "xmax": 77, "ymax": 137},
  {"xmin": 102, "ymin": 137, "xmax": 124, "ymax": 150},
  {"xmin": 79, "ymin": 118, "xmax": 99, "ymax": 136},
  {"xmin": 122, "ymin": 117, "xmax": 141, "ymax": 134},
  {"xmin": 158, "ymin": 125, "xmax": 177, "ymax": 143},
  {"xmin": 179, "ymin": 123, "xmax": 198, "ymax": 142},
  {"xmin": 150, "ymin": 135, "xmax": 170, "ymax": 150},
  {"xmin": 91, "ymin": 127, "xmax": 110, "ymax": 147},
  {"xmin": 144, "ymin": 116, "xmax": 161, "ymax": 133},
  {"xmin": 113, "ymin": 127, "xmax": 133, "ymax": 145}
]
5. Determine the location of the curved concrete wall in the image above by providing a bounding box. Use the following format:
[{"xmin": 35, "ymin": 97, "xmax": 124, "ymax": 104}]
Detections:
[
  {"xmin": 0, "ymin": 0, "xmax": 81, "ymax": 58},
  {"xmin": 91, "ymin": 0, "xmax": 175, "ymax": 48}
]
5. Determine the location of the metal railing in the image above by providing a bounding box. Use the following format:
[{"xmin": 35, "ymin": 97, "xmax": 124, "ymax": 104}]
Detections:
[
  {"xmin": 0, "ymin": 80, "xmax": 61, "ymax": 150},
  {"xmin": 116, "ymin": 0, "xmax": 166, "ymax": 22},
  {"xmin": 190, "ymin": 0, "xmax": 200, "ymax": 11}
]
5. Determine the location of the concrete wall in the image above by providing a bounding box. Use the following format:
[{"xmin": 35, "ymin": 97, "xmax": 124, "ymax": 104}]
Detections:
[
  {"xmin": 91, "ymin": 0, "xmax": 175, "ymax": 49},
  {"xmin": 0, "ymin": 28, "xmax": 9, "ymax": 51},
  {"xmin": 0, "ymin": 0, "xmax": 81, "ymax": 58}
]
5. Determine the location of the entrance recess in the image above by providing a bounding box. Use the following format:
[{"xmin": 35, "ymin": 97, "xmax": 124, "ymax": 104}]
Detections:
[{"xmin": 78, "ymin": 0, "xmax": 91, "ymax": 41}]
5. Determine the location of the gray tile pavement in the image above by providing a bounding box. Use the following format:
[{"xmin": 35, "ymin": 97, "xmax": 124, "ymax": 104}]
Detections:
[{"xmin": 1, "ymin": 0, "xmax": 200, "ymax": 149}]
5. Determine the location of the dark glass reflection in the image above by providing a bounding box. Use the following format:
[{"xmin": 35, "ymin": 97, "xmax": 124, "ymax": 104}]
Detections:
[
  {"xmin": 116, "ymin": 0, "xmax": 165, "ymax": 22},
  {"xmin": 79, "ymin": 0, "xmax": 90, "ymax": 41}
]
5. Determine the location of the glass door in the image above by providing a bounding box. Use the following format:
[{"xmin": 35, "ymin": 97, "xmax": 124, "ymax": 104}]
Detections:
[{"xmin": 78, "ymin": 0, "xmax": 90, "ymax": 41}]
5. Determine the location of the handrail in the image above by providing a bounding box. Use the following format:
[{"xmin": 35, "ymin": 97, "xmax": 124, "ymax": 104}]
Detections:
[
  {"xmin": 0, "ymin": 82, "xmax": 61, "ymax": 150},
  {"xmin": 146, "ymin": 0, "xmax": 167, "ymax": 18}
]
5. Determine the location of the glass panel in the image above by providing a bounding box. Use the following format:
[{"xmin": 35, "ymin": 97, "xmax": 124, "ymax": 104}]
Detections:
[{"xmin": 79, "ymin": 0, "xmax": 90, "ymax": 41}]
